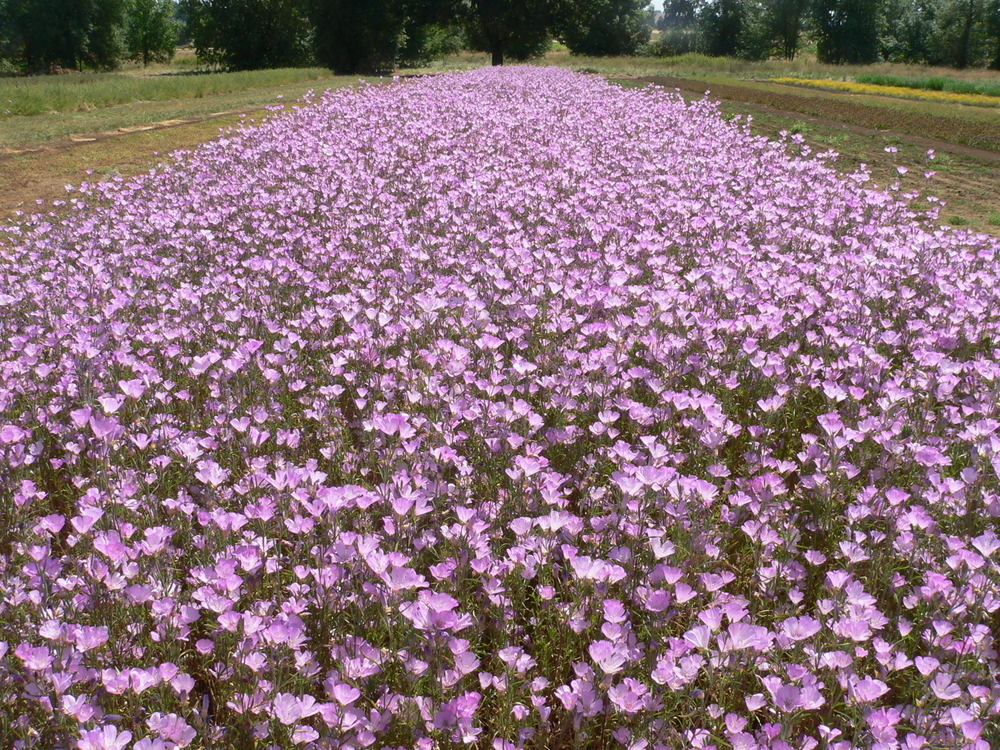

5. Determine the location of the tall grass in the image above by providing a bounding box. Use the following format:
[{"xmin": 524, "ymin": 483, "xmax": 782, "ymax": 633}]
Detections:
[
  {"xmin": 0, "ymin": 68, "xmax": 340, "ymax": 117},
  {"xmin": 856, "ymin": 72, "xmax": 1000, "ymax": 97}
]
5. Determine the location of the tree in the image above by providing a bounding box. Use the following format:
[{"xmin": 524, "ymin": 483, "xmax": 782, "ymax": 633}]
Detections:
[
  {"xmin": 0, "ymin": 0, "xmax": 17, "ymax": 68},
  {"xmin": 397, "ymin": 20, "xmax": 464, "ymax": 67},
  {"xmin": 182, "ymin": 0, "xmax": 313, "ymax": 69},
  {"xmin": 659, "ymin": 0, "xmax": 696, "ymax": 27},
  {"xmin": 989, "ymin": 0, "xmax": 1000, "ymax": 67},
  {"xmin": 555, "ymin": 0, "xmax": 651, "ymax": 56},
  {"xmin": 933, "ymin": 0, "xmax": 986, "ymax": 67},
  {"xmin": 311, "ymin": 0, "xmax": 405, "ymax": 73},
  {"xmin": 812, "ymin": 0, "xmax": 883, "ymax": 63},
  {"xmin": 764, "ymin": 0, "xmax": 806, "ymax": 58},
  {"xmin": 880, "ymin": 0, "xmax": 939, "ymax": 63},
  {"xmin": 1, "ymin": 0, "xmax": 128, "ymax": 70},
  {"xmin": 125, "ymin": 0, "xmax": 179, "ymax": 65},
  {"xmin": 700, "ymin": 0, "xmax": 745, "ymax": 56},
  {"xmin": 655, "ymin": 0, "xmax": 698, "ymax": 54},
  {"xmin": 461, "ymin": 0, "xmax": 553, "ymax": 65}
]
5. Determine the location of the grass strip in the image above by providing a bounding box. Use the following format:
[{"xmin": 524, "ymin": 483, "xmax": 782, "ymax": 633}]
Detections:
[
  {"xmin": 639, "ymin": 75, "xmax": 1000, "ymax": 152},
  {"xmin": 856, "ymin": 73, "xmax": 1000, "ymax": 98},
  {"xmin": 0, "ymin": 67, "xmax": 338, "ymax": 118},
  {"xmin": 0, "ymin": 76, "xmax": 366, "ymax": 152}
]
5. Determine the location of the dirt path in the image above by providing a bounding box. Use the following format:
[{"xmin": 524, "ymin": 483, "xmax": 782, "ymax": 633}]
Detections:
[
  {"xmin": 0, "ymin": 109, "xmax": 250, "ymax": 160},
  {"xmin": 0, "ymin": 108, "xmax": 264, "ymax": 220}
]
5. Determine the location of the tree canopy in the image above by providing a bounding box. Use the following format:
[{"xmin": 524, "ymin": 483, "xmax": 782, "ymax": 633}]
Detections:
[
  {"xmin": 554, "ymin": 0, "xmax": 651, "ymax": 56},
  {"xmin": 125, "ymin": 0, "xmax": 179, "ymax": 65},
  {"xmin": 181, "ymin": 0, "xmax": 313, "ymax": 69},
  {"xmin": 3, "ymin": 0, "xmax": 1000, "ymax": 74},
  {"xmin": 812, "ymin": 0, "xmax": 883, "ymax": 63},
  {"xmin": 1, "ymin": 0, "xmax": 128, "ymax": 70}
]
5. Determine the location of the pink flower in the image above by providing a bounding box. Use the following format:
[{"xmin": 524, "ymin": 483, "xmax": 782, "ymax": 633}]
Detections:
[
  {"xmin": 194, "ymin": 459, "xmax": 230, "ymax": 487},
  {"xmin": 118, "ymin": 379, "xmax": 147, "ymax": 399},
  {"xmin": 913, "ymin": 445, "xmax": 950, "ymax": 467},
  {"xmin": 972, "ymin": 529, "xmax": 1000, "ymax": 557},
  {"xmin": 0, "ymin": 424, "xmax": 28, "ymax": 443},
  {"xmin": 607, "ymin": 678, "xmax": 648, "ymax": 713},
  {"xmin": 849, "ymin": 676, "xmax": 889, "ymax": 703},
  {"xmin": 147, "ymin": 713, "xmax": 196, "ymax": 747},
  {"xmin": 642, "ymin": 589, "xmax": 671, "ymax": 612},
  {"xmin": 15, "ymin": 643, "xmax": 54, "ymax": 671},
  {"xmin": 930, "ymin": 672, "xmax": 962, "ymax": 700},
  {"xmin": 78, "ymin": 725, "xmax": 132, "ymax": 750},
  {"xmin": 62, "ymin": 694, "xmax": 97, "ymax": 722},
  {"xmin": 89, "ymin": 414, "xmax": 121, "ymax": 440},
  {"xmin": 332, "ymin": 683, "xmax": 361, "ymax": 705},
  {"xmin": 781, "ymin": 616, "xmax": 822, "ymax": 642},
  {"xmin": 723, "ymin": 623, "xmax": 773, "ymax": 652},
  {"xmin": 914, "ymin": 656, "xmax": 939, "ymax": 675},
  {"xmin": 588, "ymin": 640, "xmax": 629, "ymax": 674},
  {"xmin": 272, "ymin": 693, "xmax": 303, "ymax": 725}
]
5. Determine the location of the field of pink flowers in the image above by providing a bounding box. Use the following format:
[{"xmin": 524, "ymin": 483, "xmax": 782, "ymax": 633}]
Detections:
[{"xmin": 1, "ymin": 66, "xmax": 999, "ymax": 750}]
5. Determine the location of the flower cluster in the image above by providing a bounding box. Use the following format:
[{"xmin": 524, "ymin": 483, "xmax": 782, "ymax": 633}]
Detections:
[
  {"xmin": 771, "ymin": 77, "xmax": 1000, "ymax": 108},
  {"xmin": 1, "ymin": 67, "xmax": 998, "ymax": 750}
]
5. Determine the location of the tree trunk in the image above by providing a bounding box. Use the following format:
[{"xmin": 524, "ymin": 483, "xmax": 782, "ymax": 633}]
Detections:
[
  {"xmin": 957, "ymin": 0, "xmax": 977, "ymax": 69},
  {"xmin": 491, "ymin": 45, "xmax": 504, "ymax": 66}
]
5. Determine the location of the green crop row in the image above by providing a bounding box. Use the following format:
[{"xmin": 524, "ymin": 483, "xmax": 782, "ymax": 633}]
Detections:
[{"xmin": 856, "ymin": 73, "xmax": 1000, "ymax": 99}]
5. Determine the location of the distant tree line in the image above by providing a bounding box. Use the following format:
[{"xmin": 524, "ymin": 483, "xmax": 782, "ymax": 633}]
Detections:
[
  {"xmin": 0, "ymin": 0, "xmax": 180, "ymax": 70},
  {"xmin": 178, "ymin": 0, "xmax": 654, "ymax": 71},
  {"xmin": 0, "ymin": 0, "xmax": 652, "ymax": 72},
  {"xmin": 659, "ymin": 0, "xmax": 1000, "ymax": 68},
  {"xmin": 2, "ymin": 0, "xmax": 999, "ymax": 74}
]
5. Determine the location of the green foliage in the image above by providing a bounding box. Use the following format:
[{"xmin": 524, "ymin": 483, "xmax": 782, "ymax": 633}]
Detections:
[
  {"xmin": 311, "ymin": 0, "xmax": 404, "ymax": 74},
  {"xmin": 462, "ymin": 0, "xmax": 554, "ymax": 65},
  {"xmin": 654, "ymin": 0, "xmax": 699, "ymax": 55},
  {"xmin": 0, "ymin": 0, "xmax": 128, "ymax": 71},
  {"xmin": 738, "ymin": 1, "xmax": 775, "ymax": 60},
  {"xmin": 182, "ymin": 0, "xmax": 314, "ymax": 70},
  {"xmin": 660, "ymin": 0, "xmax": 696, "ymax": 27},
  {"xmin": 125, "ymin": 0, "xmax": 179, "ymax": 65},
  {"xmin": 881, "ymin": 0, "xmax": 997, "ymax": 67},
  {"xmin": 700, "ymin": 0, "xmax": 745, "ymax": 57},
  {"xmin": 0, "ymin": 0, "xmax": 16, "ymax": 68},
  {"xmin": 0, "ymin": 66, "xmax": 337, "ymax": 117},
  {"xmin": 856, "ymin": 71, "xmax": 1000, "ymax": 96},
  {"xmin": 398, "ymin": 21, "xmax": 465, "ymax": 67},
  {"xmin": 880, "ymin": 0, "xmax": 939, "ymax": 63},
  {"xmin": 763, "ymin": 0, "xmax": 807, "ymax": 58},
  {"xmin": 555, "ymin": 0, "xmax": 651, "ymax": 56},
  {"xmin": 5, "ymin": 0, "xmax": 1000, "ymax": 75},
  {"xmin": 931, "ymin": 0, "xmax": 988, "ymax": 68},
  {"xmin": 991, "ymin": 0, "xmax": 1000, "ymax": 67},
  {"xmin": 672, "ymin": 0, "xmax": 808, "ymax": 61},
  {"xmin": 813, "ymin": 0, "xmax": 883, "ymax": 63}
]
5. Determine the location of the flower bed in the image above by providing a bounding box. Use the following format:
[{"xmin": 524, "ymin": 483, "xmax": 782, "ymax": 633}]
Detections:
[
  {"xmin": 771, "ymin": 77, "xmax": 1000, "ymax": 108},
  {"xmin": 1, "ymin": 67, "xmax": 998, "ymax": 750}
]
